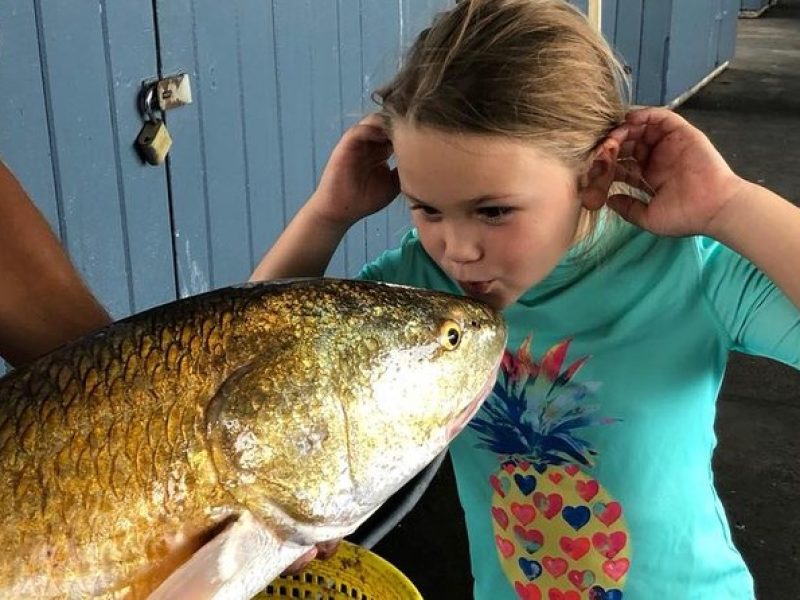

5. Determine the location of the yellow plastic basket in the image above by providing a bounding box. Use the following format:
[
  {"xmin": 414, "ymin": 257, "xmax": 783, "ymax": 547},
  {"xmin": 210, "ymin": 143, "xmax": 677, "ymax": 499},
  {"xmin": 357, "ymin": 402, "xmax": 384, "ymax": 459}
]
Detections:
[{"xmin": 254, "ymin": 540, "xmax": 423, "ymax": 600}]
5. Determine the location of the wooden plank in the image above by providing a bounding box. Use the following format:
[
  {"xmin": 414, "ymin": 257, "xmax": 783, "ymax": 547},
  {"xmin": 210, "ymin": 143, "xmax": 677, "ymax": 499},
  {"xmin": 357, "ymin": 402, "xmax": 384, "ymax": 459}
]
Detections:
[
  {"xmin": 637, "ymin": 0, "xmax": 673, "ymax": 105},
  {"xmin": 601, "ymin": 0, "xmax": 618, "ymax": 45},
  {"xmin": 718, "ymin": 0, "xmax": 739, "ymax": 65},
  {"xmin": 663, "ymin": 1, "xmax": 716, "ymax": 104},
  {"xmin": 612, "ymin": 0, "xmax": 644, "ymax": 104},
  {"xmin": 707, "ymin": 0, "xmax": 723, "ymax": 75},
  {"xmin": 310, "ymin": 0, "xmax": 347, "ymax": 278},
  {"xmin": 238, "ymin": 0, "xmax": 287, "ymax": 277},
  {"xmin": 102, "ymin": 0, "xmax": 176, "ymax": 313},
  {"xmin": 361, "ymin": 1, "xmax": 402, "ymax": 261},
  {"xmin": 155, "ymin": 0, "xmax": 213, "ymax": 297},
  {"xmin": 0, "ymin": 0, "xmax": 59, "ymax": 232},
  {"xmin": 338, "ymin": 0, "xmax": 368, "ymax": 276},
  {"xmin": 35, "ymin": 0, "xmax": 131, "ymax": 318},
  {"xmin": 273, "ymin": 0, "xmax": 316, "ymax": 248},
  {"xmin": 190, "ymin": 1, "xmax": 252, "ymax": 288}
]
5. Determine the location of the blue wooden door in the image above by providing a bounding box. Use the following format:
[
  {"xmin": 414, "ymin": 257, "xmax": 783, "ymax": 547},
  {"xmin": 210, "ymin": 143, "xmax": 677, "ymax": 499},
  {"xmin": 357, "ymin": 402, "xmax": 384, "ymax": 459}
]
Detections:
[
  {"xmin": 152, "ymin": 0, "xmax": 450, "ymax": 294},
  {"xmin": 592, "ymin": 0, "xmax": 738, "ymax": 106},
  {"xmin": 0, "ymin": 0, "xmax": 177, "ymax": 321},
  {"xmin": 601, "ymin": 0, "xmax": 645, "ymax": 100},
  {"xmin": 719, "ymin": 0, "xmax": 740, "ymax": 65}
]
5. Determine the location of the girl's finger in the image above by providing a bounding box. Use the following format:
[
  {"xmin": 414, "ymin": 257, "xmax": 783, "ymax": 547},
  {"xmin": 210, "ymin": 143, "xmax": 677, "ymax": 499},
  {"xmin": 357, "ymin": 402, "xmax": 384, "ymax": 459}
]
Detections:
[
  {"xmin": 315, "ymin": 539, "xmax": 341, "ymax": 560},
  {"xmin": 614, "ymin": 160, "xmax": 640, "ymax": 187},
  {"xmin": 625, "ymin": 107, "xmax": 683, "ymax": 133},
  {"xmin": 632, "ymin": 142, "xmax": 650, "ymax": 168},
  {"xmin": 359, "ymin": 113, "xmax": 385, "ymax": 128},
  {"xmin": 618, "ymin": 122, "xmax": 647, "ymax": 142},
  {"xmin": 606, "ymin": 194, "xmax": 650, "ymax": 229},
  {"xmin": 281, "ymin": 547, "xmax": 318, "ymax": 576},
  {"xmin": 358, "ymin": 114, "xmax": 390, "ymax": 139},
  {"xmin": 618, "ymin": 140, "xmax": 636, "ymax": 160},
  {"xmin": 606, "ymin": 124, "xmax": 629, "ymax": 146},
  {"xmin": 614, "ymin": 165, "xmax": 653, "ymax": 197},
  {"xmin": 625, "ymin": 109, "xmax": 692, "ymax": 152},
  {"xmin": 355, "ymin": 124, "xmax": 390, "ymax": 144}
]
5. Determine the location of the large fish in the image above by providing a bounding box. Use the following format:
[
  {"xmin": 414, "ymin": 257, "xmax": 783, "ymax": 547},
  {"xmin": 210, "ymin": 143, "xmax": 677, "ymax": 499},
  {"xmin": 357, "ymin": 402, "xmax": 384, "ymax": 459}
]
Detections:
[{"xmin": 0, "ymin": 278, "xmax": 506, "ymax": 599}]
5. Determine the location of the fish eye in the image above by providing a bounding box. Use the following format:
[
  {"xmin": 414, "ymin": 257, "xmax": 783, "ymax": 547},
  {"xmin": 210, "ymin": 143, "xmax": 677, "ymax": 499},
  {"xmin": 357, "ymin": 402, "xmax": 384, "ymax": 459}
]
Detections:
[{"xmin": 439, "ymin": 320, "xmax": 462, "ymax": 350}]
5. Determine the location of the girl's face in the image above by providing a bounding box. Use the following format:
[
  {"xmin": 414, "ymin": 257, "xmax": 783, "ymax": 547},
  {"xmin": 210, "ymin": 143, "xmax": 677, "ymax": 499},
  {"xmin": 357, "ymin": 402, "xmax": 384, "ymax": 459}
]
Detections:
[{"xmin": 392, "ymin": 123, "xmax": 592, "ymax": 310}]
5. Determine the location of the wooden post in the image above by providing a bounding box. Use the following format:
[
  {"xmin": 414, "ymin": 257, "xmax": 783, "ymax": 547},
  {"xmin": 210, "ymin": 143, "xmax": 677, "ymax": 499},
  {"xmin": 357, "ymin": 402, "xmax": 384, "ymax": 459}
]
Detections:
[{"xmin": 587, "ymin": 0, "xmax": 602, "ymax": 30}]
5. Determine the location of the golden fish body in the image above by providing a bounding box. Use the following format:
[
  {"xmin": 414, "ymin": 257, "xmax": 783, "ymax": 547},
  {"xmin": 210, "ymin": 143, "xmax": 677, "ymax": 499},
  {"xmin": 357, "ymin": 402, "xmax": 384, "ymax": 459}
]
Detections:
[{"xmin": 0, "ymin": 279, "xmax": 506, "ymax": 598}]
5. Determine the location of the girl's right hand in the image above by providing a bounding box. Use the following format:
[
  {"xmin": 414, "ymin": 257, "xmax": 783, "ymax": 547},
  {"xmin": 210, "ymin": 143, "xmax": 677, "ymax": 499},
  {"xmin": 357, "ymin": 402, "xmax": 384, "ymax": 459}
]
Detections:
[
  {"xmin": 607, "ymin": 108, "xmax": 744, "ymax": 238},
  {"xmin": 309, "ymin": 115, "xmax": 400, "ymax": 227}
]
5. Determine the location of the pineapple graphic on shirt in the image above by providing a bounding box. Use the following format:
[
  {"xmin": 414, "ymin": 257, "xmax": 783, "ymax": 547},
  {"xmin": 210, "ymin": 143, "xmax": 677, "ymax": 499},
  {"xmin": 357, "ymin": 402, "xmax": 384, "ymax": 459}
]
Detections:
[{"xmin": 470, "ymin": 336, "xmax": 631, "ymax": 600}]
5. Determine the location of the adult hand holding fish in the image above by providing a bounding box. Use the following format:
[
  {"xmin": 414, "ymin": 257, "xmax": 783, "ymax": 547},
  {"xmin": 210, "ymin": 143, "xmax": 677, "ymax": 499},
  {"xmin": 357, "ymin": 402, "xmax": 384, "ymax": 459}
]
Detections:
[{"xmin": 0, "ymin": 278, "xmax": 506, "ymax": 599}]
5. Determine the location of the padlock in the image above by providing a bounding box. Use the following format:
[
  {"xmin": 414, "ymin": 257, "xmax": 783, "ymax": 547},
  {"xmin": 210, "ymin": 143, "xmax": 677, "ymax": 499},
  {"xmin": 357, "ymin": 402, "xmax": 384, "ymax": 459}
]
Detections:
[{"xmin": 136, "ymin": 118, "xmax": 172, "ymax": 165}]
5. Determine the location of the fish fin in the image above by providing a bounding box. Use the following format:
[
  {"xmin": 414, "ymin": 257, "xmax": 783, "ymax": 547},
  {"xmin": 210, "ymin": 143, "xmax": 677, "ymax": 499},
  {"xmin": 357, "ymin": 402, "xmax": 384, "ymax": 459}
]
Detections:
[{"xmin": 147, "ymin": 511, "xmax": 311, "ymax": 600}]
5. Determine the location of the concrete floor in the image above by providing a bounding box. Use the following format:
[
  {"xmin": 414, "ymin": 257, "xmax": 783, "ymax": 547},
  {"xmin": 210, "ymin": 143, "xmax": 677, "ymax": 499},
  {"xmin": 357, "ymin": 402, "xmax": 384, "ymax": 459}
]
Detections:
[{"xmin": 371, "ymin": 3, "xmax": 800, "ymax": 598}]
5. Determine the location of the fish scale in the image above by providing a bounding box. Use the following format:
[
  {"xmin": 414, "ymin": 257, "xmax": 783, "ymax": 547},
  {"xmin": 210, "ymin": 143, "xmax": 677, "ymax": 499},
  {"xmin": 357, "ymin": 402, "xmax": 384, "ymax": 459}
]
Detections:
[
  {"xmin": 0, "ymin": 292, "xmax": 247, "ymax": 596},
  {"xmin": 0, "ymin": 279, "xmax": 506, "ymax": 598}
]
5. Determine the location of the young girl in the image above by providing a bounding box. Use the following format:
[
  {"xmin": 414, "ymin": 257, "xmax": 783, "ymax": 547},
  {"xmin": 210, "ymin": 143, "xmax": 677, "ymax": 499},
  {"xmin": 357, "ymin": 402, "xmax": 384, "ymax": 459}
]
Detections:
[{"xmin": 252, "ymin": 0, "xmax": 800, "ymax": 597}]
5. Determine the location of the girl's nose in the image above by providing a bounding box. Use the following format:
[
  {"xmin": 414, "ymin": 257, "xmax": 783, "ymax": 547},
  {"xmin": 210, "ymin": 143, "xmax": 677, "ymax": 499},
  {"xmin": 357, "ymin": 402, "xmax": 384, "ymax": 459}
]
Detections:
[{"xmin": 443, "ymin": 224, "xmax": 482, "ymax": 264}]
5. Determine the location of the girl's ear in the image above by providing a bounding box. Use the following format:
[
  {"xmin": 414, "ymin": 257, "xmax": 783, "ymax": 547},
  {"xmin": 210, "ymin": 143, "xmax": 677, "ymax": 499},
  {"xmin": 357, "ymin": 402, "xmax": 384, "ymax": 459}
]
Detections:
[{"xmin": 578, "ymin": 137, "xmax": 621, "ymax": 211}]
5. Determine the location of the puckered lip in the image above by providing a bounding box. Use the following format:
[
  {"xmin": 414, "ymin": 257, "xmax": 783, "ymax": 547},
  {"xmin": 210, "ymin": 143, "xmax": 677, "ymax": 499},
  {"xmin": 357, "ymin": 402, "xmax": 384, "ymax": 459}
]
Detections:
[{"xmin": 457, "ymin": 280, "xmax": 494, "ymax": 295}]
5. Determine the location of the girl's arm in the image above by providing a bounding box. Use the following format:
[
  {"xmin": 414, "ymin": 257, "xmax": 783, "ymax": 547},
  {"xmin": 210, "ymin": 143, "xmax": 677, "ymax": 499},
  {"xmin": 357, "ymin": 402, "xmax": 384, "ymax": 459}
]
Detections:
[
  {"xmin": 708, "ymin": 181, "xmax": 800, "ymax": 309},
  {"xmin": 250, "ymin": 195, "xmax": 352, "ymax": 280},
  {"xmin": 608, "ymin": 107, "xmax": 800, "ymax": 309},
  {"xmin": 0, "ymin": 161, "xmax": 112, "ymax": 367},
  {"xmin": 251, "ymin": 116, "xmax": 399, "ymax": 282}
]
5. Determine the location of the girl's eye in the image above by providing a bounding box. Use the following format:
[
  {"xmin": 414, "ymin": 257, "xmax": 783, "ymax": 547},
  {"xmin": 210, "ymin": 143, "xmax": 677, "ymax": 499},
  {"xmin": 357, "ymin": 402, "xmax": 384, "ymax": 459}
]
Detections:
[
  {"xmin": 478, "ymin": 206, "xmax": 512, "ymax": 222},
  {"xmin": 410, "ymin": 205, "xmax": 441, "ymax": 219}
]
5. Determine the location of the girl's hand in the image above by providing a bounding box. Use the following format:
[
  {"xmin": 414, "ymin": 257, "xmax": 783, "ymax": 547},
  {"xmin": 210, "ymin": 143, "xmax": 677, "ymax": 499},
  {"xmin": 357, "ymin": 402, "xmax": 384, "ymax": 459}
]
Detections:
[
  {"xmin": 607, "ymin": 107, "xmax": 747, "ymax": 237},
  {"xmin": 280, "ymin": 539, "xmax": 342, "ymax": 577},
  {"xmin": 309, "ymin": 115, "xmax": 400, "ymax": 227}
]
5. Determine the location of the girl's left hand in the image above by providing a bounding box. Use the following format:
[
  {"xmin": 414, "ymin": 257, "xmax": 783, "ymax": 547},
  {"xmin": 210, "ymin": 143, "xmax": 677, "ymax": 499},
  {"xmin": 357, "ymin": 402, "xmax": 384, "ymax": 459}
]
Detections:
[
  {"xmin": 607, "ymin": 107, "xmax": 747, "ymax": 237},
  {"xmin": 281, "ymin": 539, "xmax": 341, "ymax": 577}
]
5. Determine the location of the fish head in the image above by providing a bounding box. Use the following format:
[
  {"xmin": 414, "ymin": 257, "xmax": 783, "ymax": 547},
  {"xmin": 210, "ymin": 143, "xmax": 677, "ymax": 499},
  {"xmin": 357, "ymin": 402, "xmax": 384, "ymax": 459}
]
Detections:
[
  {"xmin": 206, "ymin": 280, "xmax": 506, "ymax": 536},
  {"xmin": 334, "ymin": 282, "xmax": 507, "ymax": 506}
]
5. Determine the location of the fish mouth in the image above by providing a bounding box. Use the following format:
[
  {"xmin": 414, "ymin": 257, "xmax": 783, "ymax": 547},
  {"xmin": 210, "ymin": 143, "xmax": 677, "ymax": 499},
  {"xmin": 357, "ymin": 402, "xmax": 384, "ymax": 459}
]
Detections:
[{"xmin": 445, "ymin": 359, "xmax": 501, "ymax": 441}]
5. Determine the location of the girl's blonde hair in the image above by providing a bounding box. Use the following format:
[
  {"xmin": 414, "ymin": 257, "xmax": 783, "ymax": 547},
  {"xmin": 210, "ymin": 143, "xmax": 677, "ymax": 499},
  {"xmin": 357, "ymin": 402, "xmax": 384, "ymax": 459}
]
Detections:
[
  {"xmin": 374, "ymin": 0, "xmax": 634, "ymax": 258},
  {"xmin": 375, "ymin": 0, "xmax": 630, "ymax": 169}
]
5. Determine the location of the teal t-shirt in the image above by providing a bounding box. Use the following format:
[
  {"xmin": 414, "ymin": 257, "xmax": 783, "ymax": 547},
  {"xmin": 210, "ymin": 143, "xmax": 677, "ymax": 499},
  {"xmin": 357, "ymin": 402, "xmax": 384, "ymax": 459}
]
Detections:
[{"xmin": 358, "ymin": 227, "xmax": 800, "ymax": 599}]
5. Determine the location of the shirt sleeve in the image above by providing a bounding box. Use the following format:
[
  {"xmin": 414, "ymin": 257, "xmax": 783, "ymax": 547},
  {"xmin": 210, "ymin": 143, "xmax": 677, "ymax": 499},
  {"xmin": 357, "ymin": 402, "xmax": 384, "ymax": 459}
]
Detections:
[
  {"xmin": 356, "ymin": 230, "xmax": 462, "ymax": 297},
  {"xmin": 356, "ymin": 230, "xmax": 426, "ymax": 284},
  {"xmin": 696, "ymin": 236, "xmax": 800, "ymax": 368},
  {"xmin": 356, "ymin": 247, "xmax": 403, "ymax": 282}
]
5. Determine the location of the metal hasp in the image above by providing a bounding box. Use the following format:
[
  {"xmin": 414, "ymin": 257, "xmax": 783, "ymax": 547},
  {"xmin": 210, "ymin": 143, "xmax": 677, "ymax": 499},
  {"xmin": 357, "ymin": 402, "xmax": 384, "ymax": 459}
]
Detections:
[
  {"xmin": 140, "ymin": 73, "xmax": 193, "ymax": 116},
  {"xmin": 136, "ymin": 74, "xmax": 191, "ymax": 166},
  {"xmin": 154, "ymin": 73, "xmax": 193, "ymax": 112}
]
